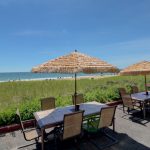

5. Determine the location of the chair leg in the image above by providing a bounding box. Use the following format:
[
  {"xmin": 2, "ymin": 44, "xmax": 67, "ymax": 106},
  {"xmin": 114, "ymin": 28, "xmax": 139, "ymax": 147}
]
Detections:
[
  {"xmin": 17, "ymin": 142, "xmax": 36, "ymax": 149},
  {"xmin": 127, "ymin": 107, "xmax": 130, "ymax": 114},
  {"xmin": 140, "ymin": 102, "xmax": 143, "ymax": 112},
  {"xmin": 74, "ymin": 138, "xmax": 81, "ymax": 150},
  {"xmin": 17, "ymin": 135, "xmax": 40, "ymax": 149},
  {"xmin": 54, "ymin": 131, "xmax": 60, "ymax": 150},
  {"xmin": 103, "ymin": 129, "xmax": 118, "ymax": 145},
  {"xmin": 123, "ymin": 105, "xmax": 125, "ymax": 113},
  {"xmin": 90, "ymin": 129, "xmax": 118, "ymax": 150},
  {"xmin": 112, "ymin": 118, "xmax": 115, "ymax": 132}
]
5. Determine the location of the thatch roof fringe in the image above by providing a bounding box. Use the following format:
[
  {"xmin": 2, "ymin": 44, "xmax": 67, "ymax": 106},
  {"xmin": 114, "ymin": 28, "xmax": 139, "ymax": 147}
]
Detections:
[
  {"xmin": 32, "ymin": 51, "xmax": 119, "ymax": 73},
  {"xmin": 120, "ymin": 61, "xmax": 150, "ymax": 75}
]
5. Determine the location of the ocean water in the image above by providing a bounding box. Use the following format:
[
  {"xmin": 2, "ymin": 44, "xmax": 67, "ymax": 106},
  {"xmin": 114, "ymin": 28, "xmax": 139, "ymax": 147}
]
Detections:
[{"xmin": 0, "ymin": 72, "xmax": 115, "ymax": 82}]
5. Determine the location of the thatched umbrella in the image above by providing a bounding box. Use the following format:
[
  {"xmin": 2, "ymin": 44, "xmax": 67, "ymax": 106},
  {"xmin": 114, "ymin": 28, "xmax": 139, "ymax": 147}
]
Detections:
[
  {"xmin": 120, "ymin": 61, "xmax": 150, "ymax": 95},
  {"xmin": 32, "ymin": 50, "xmax": 119, "ymax": 109}
]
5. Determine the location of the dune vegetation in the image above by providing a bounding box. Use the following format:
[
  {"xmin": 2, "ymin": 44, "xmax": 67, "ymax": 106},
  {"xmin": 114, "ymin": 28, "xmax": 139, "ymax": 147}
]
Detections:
[{"xmin": 0, "ymin": 75, "xmax": 149, "ymax": 126}]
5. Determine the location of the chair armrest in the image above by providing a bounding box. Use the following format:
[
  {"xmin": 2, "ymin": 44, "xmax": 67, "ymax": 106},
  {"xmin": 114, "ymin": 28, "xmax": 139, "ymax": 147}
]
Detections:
[
  {"xmin": 21, "ymin": 118, "xmax": 35, "ymax": 123},
  {"xmin": 123, "ymin": 95, "xmax": 131, "ymax": 98},
  {"xmin": 83, "ymin": 115, "xmax": 100, "ymax": 126},
  {"xmin": 21, "ymin": 119, "xmax": 36, "ymax": 127}
]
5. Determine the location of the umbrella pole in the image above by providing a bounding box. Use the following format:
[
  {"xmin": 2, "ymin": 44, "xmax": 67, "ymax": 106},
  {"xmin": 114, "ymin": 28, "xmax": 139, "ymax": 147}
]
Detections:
[
  {"xmin": 74, "ymin": 73, "xmax": 77, "ymax": 110},
  {"xmin": 144, "ymin": 75, "xmax": 148, "ymax": 95},
  {"xmin": 75, "ymin": 73, "xmax": 77, "ymax": 95}
]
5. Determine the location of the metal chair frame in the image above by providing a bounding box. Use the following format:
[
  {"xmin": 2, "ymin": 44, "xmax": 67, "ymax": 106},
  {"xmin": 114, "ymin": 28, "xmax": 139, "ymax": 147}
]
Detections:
[
  {"xmin": 16, "ymin": 109, "xmax": 41, "ymax": 149},
  {"xmin": 55, "ymin": 110, "xmax": 84, "ymax": 149},
  {"xmin": 83, "ymin": 106, "xmax": 118, "ymax": 149},
  {"xmin": 41, "ymin": 97, "xmax": 55, "ymax": 110}
]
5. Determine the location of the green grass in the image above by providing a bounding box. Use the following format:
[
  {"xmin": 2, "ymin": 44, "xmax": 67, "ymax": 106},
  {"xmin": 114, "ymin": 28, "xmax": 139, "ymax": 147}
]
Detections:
[{"xmin": 0, "ymin": 75, "xmax": 149, "ymax": 126}]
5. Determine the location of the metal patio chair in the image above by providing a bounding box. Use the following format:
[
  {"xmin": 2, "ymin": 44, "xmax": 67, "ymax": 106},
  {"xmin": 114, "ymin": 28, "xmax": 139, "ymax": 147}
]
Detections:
[
  {"xmin": 118, "ymin": 88, "xmax": 128, "ymax": 112},
  {"xmin": 16, "ymin": 109, "xmax": 41, "ymax": 149},
  {"xmin": 130, "ymin": 86, "xmax": 144, "ymax": 109},
  {"xmin": 41, "ymin": 97, "xmax": 56, "ymax": 139},
  {"xmin": 83, "ymin": 106, "xmax": 118, "ymax": 149},
  {"xmin": 72, "ymin": 93, "xmax": 84, "ymax": 105},
  {"xmin": 131, "ymin": 85, "xmax": 139, "ymax": 94},
  {"xmin": 55, "ymin": 110, "xmax": 84, "ymax": 149},
  {"xmin": 41, "ymin": 97, "xmax": 55, "ymax": 110},
  {"xmin": 122, "ymin": 94, "xmax": 143, "ymax": 114}
]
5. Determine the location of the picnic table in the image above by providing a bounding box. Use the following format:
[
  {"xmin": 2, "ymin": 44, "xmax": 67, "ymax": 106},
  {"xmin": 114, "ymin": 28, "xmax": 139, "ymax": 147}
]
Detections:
[
  {"xmin": 131, "ymin": 92, "xmax": 150, "ymax": 119},
  {"xmin": 34, "ymin": 101, "xmax": 108, "ymax": 150}
]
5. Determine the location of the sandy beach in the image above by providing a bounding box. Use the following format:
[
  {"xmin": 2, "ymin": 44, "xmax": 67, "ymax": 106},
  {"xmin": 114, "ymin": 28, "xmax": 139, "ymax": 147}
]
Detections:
[
  {"xmin": 0, "ymin": 74, "xmax": 118, "ymax": 83},
  {"xmin": 61, "ymin": 74, "xmax": 118, "ymax": 80},
  {"xmin": 28, "ymin": 74, "xmax": 118, "ymax": 82}
]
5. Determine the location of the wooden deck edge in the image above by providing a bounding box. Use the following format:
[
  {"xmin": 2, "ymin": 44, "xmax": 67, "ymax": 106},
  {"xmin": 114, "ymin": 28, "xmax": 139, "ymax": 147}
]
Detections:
[{"xmin": 0, "ymin": 100, "xmax": 123, "ymax": 134}]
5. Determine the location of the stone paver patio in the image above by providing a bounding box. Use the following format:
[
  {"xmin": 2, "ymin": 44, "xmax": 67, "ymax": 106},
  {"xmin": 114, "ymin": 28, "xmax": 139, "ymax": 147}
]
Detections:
[{"xmin": 0, "ymin": 105, "xmax": 150, "ymax": 150}]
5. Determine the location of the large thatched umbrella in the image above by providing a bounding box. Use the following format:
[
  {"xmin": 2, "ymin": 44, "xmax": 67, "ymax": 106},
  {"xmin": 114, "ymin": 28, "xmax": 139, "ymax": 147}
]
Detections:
[
  {"xmin": 120, "ymin": 61, "xmax": 150, "ymax": 95},
  {"xmin": 32, "ymin": 50, "xmax": 119, "ymax": 109}
]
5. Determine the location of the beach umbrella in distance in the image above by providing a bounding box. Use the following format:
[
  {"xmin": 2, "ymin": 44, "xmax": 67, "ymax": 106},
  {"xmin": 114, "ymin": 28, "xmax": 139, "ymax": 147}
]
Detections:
[
  {"xmin": 32, "ymin": 50, "xmax": 119, "ymax": 110},
  {"xmin": 120, "ymin": 61, "xmax": 150, "ymax": 95}
]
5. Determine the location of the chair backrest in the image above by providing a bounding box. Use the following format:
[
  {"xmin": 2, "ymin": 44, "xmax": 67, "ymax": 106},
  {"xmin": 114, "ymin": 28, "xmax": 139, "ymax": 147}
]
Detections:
[
  {"xmin": 63, "ymin": 110, "xmax": 84, "ymax": 140},
  {"xmin": 131, "ymin": 86, "xmax": 139, "ymax": 94},
  {"xmin": 41, "ymin": 97, "xmax": 55, "ymax": 110},
  {"xmin": 122, "ymin": 94, "xmax": 134, "ymax": 109},
  {"xmin": 16, "ymin": 108, "xmax": 25, "ymax": 131},
  {"xmin": 118, "ymin": 88, "xmax": 127, "ymax": 98},
  {"xmin": 98, "ymin": 106, "xmax": 116, "ymax": 129},
  {"xmin": 16, "ymin": 109, "xmax": 40, "ymax": 142},
  {"xmin": 72, "ymin": 93, "xmax": 84, "ymax": 105}
]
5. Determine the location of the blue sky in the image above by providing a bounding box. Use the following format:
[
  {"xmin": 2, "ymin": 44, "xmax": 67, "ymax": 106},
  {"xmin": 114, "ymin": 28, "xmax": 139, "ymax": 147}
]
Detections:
[{"xmin": 0, "ymin": 0, "xmax": 150, "ymax": 72}]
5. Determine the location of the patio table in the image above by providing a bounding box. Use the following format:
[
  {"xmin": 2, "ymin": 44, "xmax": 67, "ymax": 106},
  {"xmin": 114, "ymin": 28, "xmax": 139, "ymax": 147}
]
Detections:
[
  {"xmin": 131, "ymin": 92, "xmax": 150, "ymax": 119},
  {"xmin": 34, "ymin": 101, "xmax": 108, "ymax": 150}
]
